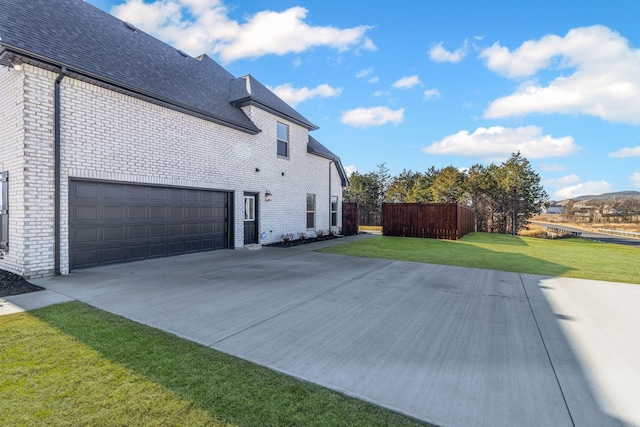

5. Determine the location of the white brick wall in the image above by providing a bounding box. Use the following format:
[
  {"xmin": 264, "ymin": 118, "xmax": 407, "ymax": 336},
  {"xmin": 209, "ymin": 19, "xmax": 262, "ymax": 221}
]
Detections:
[
  {"xmin": 0, "ymin": 65, "xmax": 27, "ymax": 276},
  {"xmin": 2, "ymin": 65, "xmax": 343, "ymax": 276}
]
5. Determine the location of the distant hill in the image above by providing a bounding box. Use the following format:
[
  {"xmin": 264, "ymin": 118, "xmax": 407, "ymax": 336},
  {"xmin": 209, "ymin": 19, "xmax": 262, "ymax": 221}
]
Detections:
[
  {"xmin": 571, "ymin": 191, "xmax": 640, "ymax": 202},
  {"xmin": 553, "ymin": 190, "xmax": 640, "ymax": 205}
]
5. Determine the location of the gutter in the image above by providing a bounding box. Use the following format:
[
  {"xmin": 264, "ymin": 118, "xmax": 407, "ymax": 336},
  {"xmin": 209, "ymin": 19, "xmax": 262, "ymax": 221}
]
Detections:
[{"xmin": 54, "ymin": 66, "xmax": 67, "ymax": 275}]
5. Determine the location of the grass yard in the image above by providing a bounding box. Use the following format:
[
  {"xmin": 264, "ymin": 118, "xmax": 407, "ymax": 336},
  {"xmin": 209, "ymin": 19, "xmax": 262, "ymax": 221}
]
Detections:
[
  {"xmin": 0, "ymin": 301, "xmax": 428, "ymax": 427},
  {"xmin": 320, "ymin": 232, "xmax": 640, "ymax": 284}
]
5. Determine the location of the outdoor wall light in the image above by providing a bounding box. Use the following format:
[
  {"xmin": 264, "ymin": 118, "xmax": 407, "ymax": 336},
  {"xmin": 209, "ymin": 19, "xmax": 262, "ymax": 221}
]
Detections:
[
  {"xmin": 10, "ymin": 58, "xmax": 23, "ymax": 71},
  {"xmin": 265, "ymin": 191, "xmax": 273, "ymax": 201},
  {"xmin": 255, "ymin": 167, "xmax": 260, "ymax": 172}
]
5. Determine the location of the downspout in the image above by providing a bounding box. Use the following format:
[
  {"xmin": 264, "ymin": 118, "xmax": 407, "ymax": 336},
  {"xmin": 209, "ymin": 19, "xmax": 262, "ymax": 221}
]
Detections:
[
  {"xmin": 329, "ymin": 160, "xmax": 333, "ymax": 231},
  {"xmin": 54, "ymin": 67, "xmax": 67, "ymax": 275}
]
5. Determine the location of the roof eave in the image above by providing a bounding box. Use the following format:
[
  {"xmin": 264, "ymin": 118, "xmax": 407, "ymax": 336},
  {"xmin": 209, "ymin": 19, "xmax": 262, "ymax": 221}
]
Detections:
[{"xmin": 2, "ymin": 46, "xmax": 261, "ymax": 135}]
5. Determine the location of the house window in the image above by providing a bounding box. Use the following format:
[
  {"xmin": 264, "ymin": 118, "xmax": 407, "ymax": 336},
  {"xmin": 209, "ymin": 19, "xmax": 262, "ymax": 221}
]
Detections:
[
  {"xmin": 0, "ymin": 171, "xmax": 8, "ymax": 252},
  {"xmin": 277, "ymin": 122, "xmax": 289, "ymax": 158},
  {"xmin": 306, "ymin": 194, "xmax": 315, "ymax": 229},
  {"xmin": 331, "ymin": 196, "xmax": 338, "ymax": 227},
  {"xmin": 244, "ymin": 196, "xmax": 255, "ymax": 221}
]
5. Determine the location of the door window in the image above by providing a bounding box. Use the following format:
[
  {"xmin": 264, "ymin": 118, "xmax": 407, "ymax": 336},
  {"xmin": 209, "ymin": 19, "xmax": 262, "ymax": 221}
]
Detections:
[{"xmin": 244, "ymin": 196, "xmax": 255, "ymax": 221}]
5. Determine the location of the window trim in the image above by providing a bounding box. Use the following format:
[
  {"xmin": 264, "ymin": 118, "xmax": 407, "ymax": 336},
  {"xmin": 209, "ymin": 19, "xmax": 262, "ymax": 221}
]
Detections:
[
  {"xmin": 306, "ymin": 193, "xmax": 316, "ymax": 229},
  {"xmin": 244, "ymin": 195, "xmax": 255, "ymax": 222},
  {"xmin": 331, "ymin": 196, "xmax": 338, "ymax": 227},
  {"xmin": 277, "ymin": 122, "xmax": 289, "ymax": 158}
]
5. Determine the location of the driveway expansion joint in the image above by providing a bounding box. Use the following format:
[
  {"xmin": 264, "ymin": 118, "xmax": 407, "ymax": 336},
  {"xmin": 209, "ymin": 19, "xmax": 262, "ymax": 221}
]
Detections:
[{"xmin": 520, "ymin": 273, "xmax": 576, "ymax": 427}]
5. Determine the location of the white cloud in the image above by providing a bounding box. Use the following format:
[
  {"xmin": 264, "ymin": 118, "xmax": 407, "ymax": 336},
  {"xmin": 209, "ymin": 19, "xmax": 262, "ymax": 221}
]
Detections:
[
  {"xmin": 480, "ymin": 25, "xmax": 640, "ymax": 124},
  {"xmin": 356, "ymin": 68, "xmax": 373, "ymax": 78},
  {"xmin": 356, "ymin": 68, "xmax": 378, "ymax": 83},
  {"xmin": 544, "ymin": 174, "xmax": 580, "ymax": 188},
  {"xmin": 392, "ymin": 75, "xmax": 423, "ymax": 89},
  {"xmin": 424, "ymin": 88, "xmax": 441, "ymax": 100},
  {"xmin": 341, "ymin": 106, "xmax": 404, "ymax": 128},
  {"xmin": 112, "ymin": 0, "xmax": 376, "ymax": 63},
  {"xmin": 268, "ymin": 83, "xmax": 342, "ymax": 107},
  {"xmin": 631, "ymin": 172, "xmax": 640, "ymax": 187},
  {"xmin": 609, "ymin": 146, "xmax": 640, "ymax": 158},
  {"xmin": 372, "ymin": 90, "xmax": 387, "ymax": 97},
  {"xmin": 538, "ymin": 163, "xmax": 566, "ymax": 172},
  {"xmin": 429, "ymin": 40, "xmax": 468, "ymax": 63},
  {"xmin": 344, "ymin": 165, "xmax": 358, "ymax": 176},
  {"xmin": 553, "ymin": 180, "xmax": 612, "ymax": 199},
  {"xmin": 423, "ymin": 125, "xmax": 578, "ymax": 160}
]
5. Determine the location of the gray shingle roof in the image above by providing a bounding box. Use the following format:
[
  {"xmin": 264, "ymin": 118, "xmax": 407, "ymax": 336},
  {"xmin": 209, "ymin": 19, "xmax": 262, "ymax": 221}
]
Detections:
[
  {"xmin": 308, "ymin": 136, "xmax": 349, "ymax": 186},
  {"xmin": 0, "ymin": 0, "xmax": 260, "ymax": 132}
]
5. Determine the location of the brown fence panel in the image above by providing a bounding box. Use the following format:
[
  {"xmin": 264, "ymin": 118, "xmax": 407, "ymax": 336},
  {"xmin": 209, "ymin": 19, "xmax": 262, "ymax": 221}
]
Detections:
[
  {"xmin": 342, "ymin": 202, "xmax": 359, "ymax": 236},
  {"xmin": 383, "ymin": 203, "xmax": 476, "ymax": 240},
  {"xmin": 457, "ymin": 204, "xmax": 477, "ymax": 237}
]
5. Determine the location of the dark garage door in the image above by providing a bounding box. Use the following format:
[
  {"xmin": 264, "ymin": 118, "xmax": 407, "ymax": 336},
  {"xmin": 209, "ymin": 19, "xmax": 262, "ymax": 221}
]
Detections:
[{"xmin": 70, "ymin": 180, "xmax": 229, "ymax": 269}]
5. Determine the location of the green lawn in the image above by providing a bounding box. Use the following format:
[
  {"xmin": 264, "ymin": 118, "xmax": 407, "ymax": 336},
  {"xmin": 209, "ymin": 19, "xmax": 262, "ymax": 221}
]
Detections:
[
  {"xmin": 320, "ymin": 232, "xmax": 640, "ymax": 284},
  {"xmin": 0, "ymin": 302, "xmax": 428, "ymax": 427}
]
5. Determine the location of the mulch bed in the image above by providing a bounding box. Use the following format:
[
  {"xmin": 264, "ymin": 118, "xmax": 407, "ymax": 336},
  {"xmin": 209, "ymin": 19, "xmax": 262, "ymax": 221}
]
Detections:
[
  {"xmin": 264, "ymin": 234, "xmax": 344, "ymax": 248},
  {"xmin": 0, "ymin": 269, "xmax": 44, "ymax": 297}
]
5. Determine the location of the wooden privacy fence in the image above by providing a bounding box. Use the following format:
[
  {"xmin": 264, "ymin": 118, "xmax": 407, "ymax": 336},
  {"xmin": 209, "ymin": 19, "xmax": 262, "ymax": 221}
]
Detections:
[
  {"xmin": 382, "ymin": 203, "xmax": 476, "ymax": 240},
  {"xmin": 341, "ymin": 202, "xmax": 359, "ymax": 236}
]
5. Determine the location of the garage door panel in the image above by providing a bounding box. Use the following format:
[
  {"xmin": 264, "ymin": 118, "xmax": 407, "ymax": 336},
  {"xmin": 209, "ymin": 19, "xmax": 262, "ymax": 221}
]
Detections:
[
  {"xmin": 103, "ymin": 206, "xmax": 124, "ymax": 220},
  {"xmin": 70, "ymin": 180, "xmax": 229, "ymax": 269},
  {"xmin": 103, "ymin": 226, "xmax": 124, "ymax": 242},
  {"xmin": 128, "ymin": 187, "xmax": 146, "ymax": 200},
  {"xmin": 185, "ymin": 240, "xmax": 200, "ymax": 252},
  {"xmin": 73, "ymin": 249, "xmax": 98, "ymax": 267},
  {"xmin": 102, "ymin": 185, "xmax": 123, "ymax": 200},
  {"xmin": 169, "ymin": 207, "xmax": 184, "ymax": 219},
  {"xmin": 73, "ymin": 228, "xmax": 99, "ymax": 244},
  {"xmin": 127, "ymin": 245, "xmax": 147, "ymax": 260},
  {"xmin": 185, "ymin": 223, "xmax": 199, "ymax": 235},
  {"xmin": 128, "ymin": 206, "xmax": 146, "ymax": 220},
  {"xmin": 148, "ymin": 206, "xmax": 166, "ymax": 219},
  {"xmin": 148, "ymin": 187, "xmax": 166, "ymax": 200},
  {"xmin": 102, "ymin": 247, "xmax": 125, "ymax": 264},
  {"xmin": 74, "ymin": 182, "xmax": 99, "ymax": 199},
  {"xmin": 74, "ymin": 206, "xmax": 99, "ymax": 221},
  {"xmin": 168, "ymin": 224, "xmax": 183, "ymax": 236},
  {"xmin": 169, "ymin": 189, "xmax": 183, "ymax": 201},
  {"xmin": 149, "ymin": 225, "xmax": 166, "ymax": 237},
  {"xmin": 168, "ymin": 241, "xmax": 184, "ymax": 255},
  {"xmin": 127, "ymin": 226, "xmax": 146, "ymax": 239}
]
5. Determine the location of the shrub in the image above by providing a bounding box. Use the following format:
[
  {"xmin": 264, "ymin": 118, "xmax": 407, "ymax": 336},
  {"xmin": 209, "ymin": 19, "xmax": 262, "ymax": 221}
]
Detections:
[
  {"xmin": 298, "ymin": 232, "xmax": 307, "ymax": 241},
  {"xmin": 280, "ymin": 233, "xmax": 294, "ymax": 243}
]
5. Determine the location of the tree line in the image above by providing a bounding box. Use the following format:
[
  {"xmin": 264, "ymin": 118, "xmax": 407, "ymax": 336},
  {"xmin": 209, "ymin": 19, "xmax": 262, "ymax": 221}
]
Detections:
[{"xmin": 344, "ymin": 152, "xmax": 547, "ymax": 235}]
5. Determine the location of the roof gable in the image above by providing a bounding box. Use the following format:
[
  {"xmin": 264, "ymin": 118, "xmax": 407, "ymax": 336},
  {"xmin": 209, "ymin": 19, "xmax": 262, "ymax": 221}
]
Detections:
[{"xmin": 231, "ymin": 75, "xmax": 318, "ymax": 130}]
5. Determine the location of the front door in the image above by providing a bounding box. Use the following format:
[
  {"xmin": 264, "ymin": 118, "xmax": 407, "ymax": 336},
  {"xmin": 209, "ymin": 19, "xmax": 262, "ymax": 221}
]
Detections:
[{"xmin": 243, "ymin": 193, "xmax": 258, "ymax": 245}]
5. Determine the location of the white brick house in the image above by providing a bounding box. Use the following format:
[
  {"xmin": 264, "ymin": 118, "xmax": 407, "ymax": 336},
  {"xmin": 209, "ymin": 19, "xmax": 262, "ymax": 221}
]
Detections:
[{"xmin": 0, "ymin": 0, "xmax": 348, "ymax": 278}]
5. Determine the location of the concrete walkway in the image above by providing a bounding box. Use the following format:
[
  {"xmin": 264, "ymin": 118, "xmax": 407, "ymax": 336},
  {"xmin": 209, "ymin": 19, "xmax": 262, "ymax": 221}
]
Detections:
[{"xmin": 4, "ymin": 235, "xmax": 638, "ymax": 427}]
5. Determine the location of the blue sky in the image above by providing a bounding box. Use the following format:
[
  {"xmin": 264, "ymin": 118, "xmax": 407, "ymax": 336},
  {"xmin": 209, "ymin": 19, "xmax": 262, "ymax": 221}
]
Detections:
[{"xmin": 86, "ymin": 0, "xmax": 640, "ymax": 200}]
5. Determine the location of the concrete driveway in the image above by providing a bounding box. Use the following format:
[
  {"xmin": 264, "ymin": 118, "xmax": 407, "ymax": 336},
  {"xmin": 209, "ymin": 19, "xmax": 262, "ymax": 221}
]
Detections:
[{"xmin": 30, "ymin": 236, "xmax": 639, "ymax": 427}]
